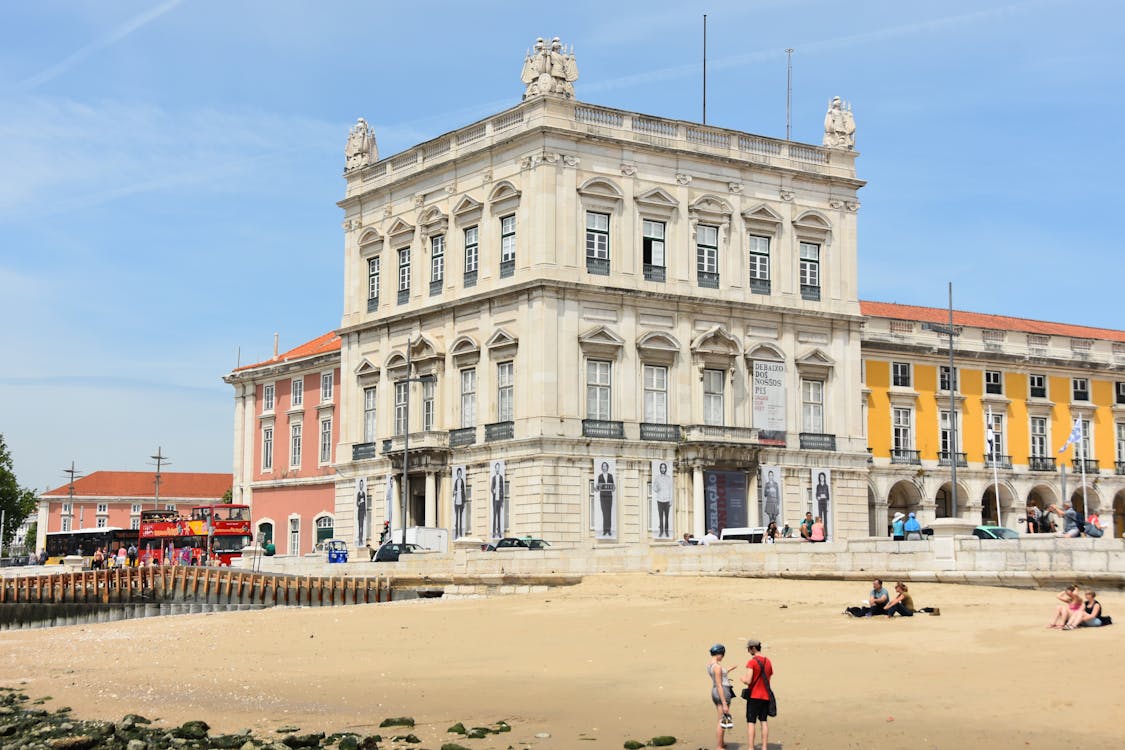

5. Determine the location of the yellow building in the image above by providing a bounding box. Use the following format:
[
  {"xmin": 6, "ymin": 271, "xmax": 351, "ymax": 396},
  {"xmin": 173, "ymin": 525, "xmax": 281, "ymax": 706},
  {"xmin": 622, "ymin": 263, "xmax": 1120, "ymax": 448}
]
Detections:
[{"xmin": 862, "ymin": 301, "xmax": 1125, "ymax": 537}]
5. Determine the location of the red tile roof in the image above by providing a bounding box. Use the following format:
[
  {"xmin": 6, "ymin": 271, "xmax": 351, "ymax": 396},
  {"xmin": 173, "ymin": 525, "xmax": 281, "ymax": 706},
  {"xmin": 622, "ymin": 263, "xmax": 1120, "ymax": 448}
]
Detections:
[
  {"xmin": 234, "ymin": 331, "xmax": 341, "ymax": 372},
  {"xmin": 43, "ymin": 471, "xmax": 233, "ymax": 499},
  {"xmin": 860, "ymin": 301, "xmax": 1125, "ymax": 343}
]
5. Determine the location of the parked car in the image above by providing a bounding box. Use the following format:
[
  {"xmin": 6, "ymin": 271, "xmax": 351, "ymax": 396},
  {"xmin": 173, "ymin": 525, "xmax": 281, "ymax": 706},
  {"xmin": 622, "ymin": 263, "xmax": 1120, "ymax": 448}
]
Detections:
[
  {"xmin": 972, "ymin": 525, "xmax": 1020, "ymax": 540},
  {"xmin": 482, "ymin": 537, "xmax": 551, "ymax": 551},
  {"xmin": 372, "ymin": 542, "xmax": 423, "ymax": 562}
]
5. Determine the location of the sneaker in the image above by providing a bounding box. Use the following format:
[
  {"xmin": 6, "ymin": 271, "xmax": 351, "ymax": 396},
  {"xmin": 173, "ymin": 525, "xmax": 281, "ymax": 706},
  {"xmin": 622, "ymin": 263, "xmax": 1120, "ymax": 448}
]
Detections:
[{"xmin": 720, "ymin": 713, "xmax": 734, "ymax": 729}]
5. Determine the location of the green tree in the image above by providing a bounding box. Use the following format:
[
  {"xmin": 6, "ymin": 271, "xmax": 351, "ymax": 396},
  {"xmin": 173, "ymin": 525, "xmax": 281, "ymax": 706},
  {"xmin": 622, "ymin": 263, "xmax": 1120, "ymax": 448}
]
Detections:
[
  {"xmin": 221, "ymin": 487, "xmax": 233, "ymax": 503},
  {"xmin": 0, "ymin": 434, "xmax": 38, "ymax": 553}
]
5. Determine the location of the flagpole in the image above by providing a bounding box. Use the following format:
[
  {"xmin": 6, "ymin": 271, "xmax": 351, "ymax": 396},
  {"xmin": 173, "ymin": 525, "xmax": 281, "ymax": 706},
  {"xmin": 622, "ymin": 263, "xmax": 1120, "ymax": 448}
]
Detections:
[
  {"xmin": 1077, "ymin": 424, "xmax": 1088, "ymax": 519},
  {"xmin": 988, "ymin": 406, "xmax": 1001, "ymax": 526}
]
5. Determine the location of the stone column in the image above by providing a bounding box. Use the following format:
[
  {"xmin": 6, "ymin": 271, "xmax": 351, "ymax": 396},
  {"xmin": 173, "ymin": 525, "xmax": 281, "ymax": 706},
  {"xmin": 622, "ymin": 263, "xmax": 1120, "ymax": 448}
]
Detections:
[
  {"xmin": 693, "ymin": 465, "xmax": 705, "ymax": 538},
  {"xmin": 424, "ymin": 471, "xmax": 437, "ymax": 528},
  {"xmin": 873, "ymin": 500, "xmax": 889, "ymax": 538}
]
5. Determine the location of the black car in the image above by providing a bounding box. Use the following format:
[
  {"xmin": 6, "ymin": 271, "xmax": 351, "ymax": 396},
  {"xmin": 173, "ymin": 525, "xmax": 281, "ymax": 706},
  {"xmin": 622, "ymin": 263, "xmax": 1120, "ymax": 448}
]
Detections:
[
  {"xmin": 482, "ymin": 537, "xmax": 551, "ymax": 551},
  {"xmin": 372, "ymin": 542, "xmax": 422, "ymax": 562}
]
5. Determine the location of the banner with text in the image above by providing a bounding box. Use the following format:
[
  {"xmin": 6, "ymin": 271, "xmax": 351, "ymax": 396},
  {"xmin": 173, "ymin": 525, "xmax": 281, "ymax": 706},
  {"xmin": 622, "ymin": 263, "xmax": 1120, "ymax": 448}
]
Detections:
[{"xmin": 752, "ymin": 360, "xmax": 787, "ymax": 445}]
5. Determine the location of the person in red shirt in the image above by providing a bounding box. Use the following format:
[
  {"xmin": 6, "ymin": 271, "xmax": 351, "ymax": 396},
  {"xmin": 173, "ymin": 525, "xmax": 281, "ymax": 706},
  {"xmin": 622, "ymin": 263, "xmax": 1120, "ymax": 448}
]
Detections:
[{"xmin": 740, "ymin": 639, "xmax": 774, "ymax": 750}]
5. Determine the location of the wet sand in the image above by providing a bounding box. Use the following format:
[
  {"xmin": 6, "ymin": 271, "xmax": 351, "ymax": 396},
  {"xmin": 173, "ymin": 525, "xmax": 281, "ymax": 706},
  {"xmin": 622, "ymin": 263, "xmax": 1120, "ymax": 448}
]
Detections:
[{"xmin": 2, "ymin": 575, "xmax": 1123, "ymax": 749}]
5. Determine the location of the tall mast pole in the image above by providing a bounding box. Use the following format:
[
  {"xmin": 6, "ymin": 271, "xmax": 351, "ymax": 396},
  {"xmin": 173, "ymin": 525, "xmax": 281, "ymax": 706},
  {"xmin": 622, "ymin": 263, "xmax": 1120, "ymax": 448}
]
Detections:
[
  {"xmin": 702, "ymin": 14, "xmax": 708, "ymax": 125},
  {"xmin": 785, "ymin": 48, "xmax": 794, "ymax": 141}
]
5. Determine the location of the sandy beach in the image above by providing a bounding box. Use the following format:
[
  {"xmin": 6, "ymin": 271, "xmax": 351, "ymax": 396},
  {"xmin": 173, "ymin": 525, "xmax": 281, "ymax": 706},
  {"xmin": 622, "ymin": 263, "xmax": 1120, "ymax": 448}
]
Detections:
[{"xmin": 2, "ymin": 575, "xmax": 1123, "ymax": 749}]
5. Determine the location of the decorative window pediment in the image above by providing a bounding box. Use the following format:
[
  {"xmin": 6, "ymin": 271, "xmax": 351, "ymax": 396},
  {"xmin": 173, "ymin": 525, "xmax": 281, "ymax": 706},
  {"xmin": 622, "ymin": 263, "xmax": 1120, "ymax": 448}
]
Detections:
[
  {"xmin": 450, "ymin": 335, "xmax": 481, "ymax": 367},
  {"xmin": 385, "ymin": 351, "xmax": 408, "ymax": 378},
  {"xmin": 745, "ymin": 342, "xmax": 785, "ymax": 363},
  {"xmin": 637, "ymin": 331, "xmax": 681, "ymax": 365},
  {"xmin": 689, "ymin": 195, "xmax": 733, "ymax": 241},
  {"xmin": 357, "ymin": 229, "xmax": 383, "ymax": 257},
  {"xmin": 795, "ymin": 347, "xmax": 835, "ymax": 379},
  {"xmin": 691, "ymin": 325, "xmax": 740, "ymax": 372},
  {"xmin": 488, "ymin": 181, "xmax": 522, "ymax": 214},
  {"xmin": 742, "ymin": 204, "xmax": 784, "ymax": 235},
  {"xmin": 354, "ymin": 357, "xmax": 381, "ymax": 382},
  {"xmin": 486, "ymin": 328, "xmax": 519, "ymax": 357},
  {"xmin": 386, "ymin": 218, "xmax": 416, "ymax": 243},
  {"xmin": 578, "ymin": 325, "xmax": 626, "ymax": 359},
  {"xmin": 577, "ymin": 177, "xmax": 623, "ymax": 206},
  {"xmin": 418, "ymin": 207, "xmax": 448, "ymax": 240},
  {"xmin": 452, "ymin": 194, "xmax": 483, "ymax": 224},
  {"xmin": 635, "ymin": 187, "xmax": 679, "ymax": 220},
  {"xmin": 792, "ymin": 210, "xmax": 832, "ymax": 241}
]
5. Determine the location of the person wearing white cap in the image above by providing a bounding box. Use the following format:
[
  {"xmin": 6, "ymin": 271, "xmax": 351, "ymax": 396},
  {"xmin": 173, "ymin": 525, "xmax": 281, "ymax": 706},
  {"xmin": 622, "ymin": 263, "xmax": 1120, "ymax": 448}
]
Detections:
[{"xmin": 891, "ymin": 511, "xmax": 906, "ymax": 541}]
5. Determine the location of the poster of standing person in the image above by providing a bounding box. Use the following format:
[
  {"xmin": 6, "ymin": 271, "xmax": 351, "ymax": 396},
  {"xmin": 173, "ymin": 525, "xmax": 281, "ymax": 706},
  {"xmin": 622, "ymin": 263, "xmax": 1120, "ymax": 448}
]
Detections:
[
  {"xmin": 759, "ymin": 465, "xmax": 783, "ymax": 527},
  {"xmin": 384, "ymin": 474, "xmax": 395, "ymax": 530},
  {"xmin": 355, "ymin": 477, "xmax": 368, "ymax": 547},
  {"xmin": 593, "ymin": 458, "xmax": 617, "ymax": 539},
  {"xmin": 650, "ymin": 460, "xmax": 674, "ymax": 539},
  {"xmin": 488, "ymin": 460, "xmax": 506, "ymax": 539},
  {"xmin": 812, "ymin": 468, "xmax": 832, "ymax": 542},
  {"xmin": 451, "ymin": 465, "xmax": 469, "ymax": 539}
]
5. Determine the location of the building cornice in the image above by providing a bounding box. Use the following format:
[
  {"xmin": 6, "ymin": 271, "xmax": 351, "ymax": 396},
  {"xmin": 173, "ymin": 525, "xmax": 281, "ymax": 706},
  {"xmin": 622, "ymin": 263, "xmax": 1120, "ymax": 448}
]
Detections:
[
  {"xmin": 223, "ymin": 351, "xmax": 341, "ymax": 384},
  {"xmin": 860, "ymin": 340, "xmax": 1125, "ymax": 374}
]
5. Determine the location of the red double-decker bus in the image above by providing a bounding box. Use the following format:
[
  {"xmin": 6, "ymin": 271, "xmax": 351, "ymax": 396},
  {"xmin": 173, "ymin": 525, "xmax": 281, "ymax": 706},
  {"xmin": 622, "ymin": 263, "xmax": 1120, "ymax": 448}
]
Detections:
[{"xmin": 137, "ymin": 504, "xmax": 252, "ymax": 566}]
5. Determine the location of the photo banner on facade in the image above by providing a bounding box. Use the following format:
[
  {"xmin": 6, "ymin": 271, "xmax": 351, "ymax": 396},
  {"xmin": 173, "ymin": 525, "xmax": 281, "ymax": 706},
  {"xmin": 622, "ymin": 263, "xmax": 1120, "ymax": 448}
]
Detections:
[
  {"xmin": 759, "ymin": 465, "xmax": 783, "ymax": 528},
  {"xmin": 451, "ymin": 465, "xmax": 468, "ymax": 539},
  {"xmin": 704, "ymin": 470, "xmax": 747, "ymax": 533},
  {"xmin": 384, "ymin": 474, "xmax": 395, "ymax": 531},
  {"xmin": 812, "ymin": 468, "xmax": 832, "ymax": 542},
  {"xmin": 650, "ymin": 459, "xmax": 674, "ymax": 540},
  {"xmin": 355, "ymin": 477, "xmax": 368, "ymax": 547},
  {"xmin": 594, "ymin": 458, "xmax": 618, "ymax": 539},
  {"xmin": 488, "ymin": 460, "xmax": 506, "ymax": 539},
  {"xmin": 752, "ymin": 360, "xmax": 787, "ymax": 446}
]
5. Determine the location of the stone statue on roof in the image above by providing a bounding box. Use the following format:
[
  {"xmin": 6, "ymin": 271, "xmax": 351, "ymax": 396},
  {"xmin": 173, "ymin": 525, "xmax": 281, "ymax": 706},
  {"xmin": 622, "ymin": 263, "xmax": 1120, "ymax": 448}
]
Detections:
[
  {"xmin": 521, "ymin": 36, "xmax": 578, "ymax": 100},
  {"xmin": 345, "ymin": 117, "xmax": 378, "ymax": 171},
  {"xmin": 822, "ymin": 96, "xmax": 856, "ymax": 150}
]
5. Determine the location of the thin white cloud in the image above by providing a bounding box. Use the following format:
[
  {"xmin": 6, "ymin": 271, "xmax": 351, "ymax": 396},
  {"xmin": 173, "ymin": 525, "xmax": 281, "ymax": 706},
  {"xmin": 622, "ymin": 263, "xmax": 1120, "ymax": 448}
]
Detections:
[{"xmin": 16, "ymin": 0, "xmax": 185, "ymax": 91}]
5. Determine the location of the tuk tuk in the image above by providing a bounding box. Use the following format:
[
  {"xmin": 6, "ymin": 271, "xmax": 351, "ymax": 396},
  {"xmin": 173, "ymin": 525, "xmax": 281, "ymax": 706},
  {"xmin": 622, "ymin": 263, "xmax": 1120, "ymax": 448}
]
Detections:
[{"xmin": 326, "ymin": 539, "xmax": 349, "ymax": 564}]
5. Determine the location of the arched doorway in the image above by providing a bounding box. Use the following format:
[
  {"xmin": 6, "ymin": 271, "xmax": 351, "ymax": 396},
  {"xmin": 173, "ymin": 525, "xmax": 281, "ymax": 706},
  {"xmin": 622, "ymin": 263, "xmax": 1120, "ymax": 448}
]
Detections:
[
  {"xmin": 1115, "ymin": 491, "xmax": 1125, "ymax": 539},
  {"xmin": 888, "ymin": 480, "xmax": 923, "ymax": 523},
  {"xmin": 935, "ymin": 481, "xmax": 970, "ymax": 520},
  {"xmin": 1069, "ymin": 487, "xmax": 1100, "ymax": 522},
  {"xmin": 868, "ymin": 485, "xmax": 882, "ymax": 536},
  {"xmin": 981, "ymin": 482, "xmax": 1017, "ymax": 528},
  {"xmin": 1026, "ymin": 486, "xmax": 1057, "ymax": 533},
  {"xmin": 257, "ymin": 521, "xmax": 274, "ymax": 545}
]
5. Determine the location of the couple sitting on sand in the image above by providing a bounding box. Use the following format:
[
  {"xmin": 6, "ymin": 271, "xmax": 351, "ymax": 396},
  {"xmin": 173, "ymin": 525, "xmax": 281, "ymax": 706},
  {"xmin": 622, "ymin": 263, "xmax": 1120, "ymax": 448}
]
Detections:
[
  {"xmin": 843, "ymin": 578, "xmax": 916, "ymax": 617},
  {"xmin": 1047, "ymin": 585, "xmax": 1111, "ymax": 630}
]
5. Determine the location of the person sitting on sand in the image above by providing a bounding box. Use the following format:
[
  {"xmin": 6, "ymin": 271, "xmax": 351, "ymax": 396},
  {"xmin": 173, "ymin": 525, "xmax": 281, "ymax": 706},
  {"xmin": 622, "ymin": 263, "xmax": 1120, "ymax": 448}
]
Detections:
[
  {"xmin": 884, "ymin": 582, "xmax": 915, "ymax": 618},
  {"xmin": 1066, "ymin": 589, "xmax": 1107, "ymax": 629},
  {"xmin": 1047, "ymin": 584, "xmax": 1082, "ymax": 629},
  {"xmin": 707, "ymin": 644, "xmax": 735, "ymax": 749},
  {"xmin": 845, "ymin": 578, "xmax": 890, "ymax": 617}
]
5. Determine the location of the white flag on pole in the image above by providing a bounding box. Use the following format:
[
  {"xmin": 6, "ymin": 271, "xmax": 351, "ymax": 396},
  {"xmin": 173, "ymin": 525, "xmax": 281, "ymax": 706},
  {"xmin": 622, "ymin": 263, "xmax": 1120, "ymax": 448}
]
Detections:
[{"xmin": 1058, "ymin": 418, "xmax": 1082, "ymax": 454}]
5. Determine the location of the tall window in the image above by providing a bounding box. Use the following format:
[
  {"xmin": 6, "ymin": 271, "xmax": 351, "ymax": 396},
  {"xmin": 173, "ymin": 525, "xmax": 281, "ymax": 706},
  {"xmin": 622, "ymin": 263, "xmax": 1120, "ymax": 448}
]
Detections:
[
  {"xmin": 939, "ymin": 410, "xmax": 956, "ymax": 456},
  {"xmin": 703, "ymin": 368, "xmax": 724, "ymax": 426},
  {"xmin": 263, "ymin": 384, "xmax": 275, "ymax": 412},
  {"xmin": 430, "ymin": 235, "xmax": 445, "ymax": 287},
  {"xmin": 394, "ymin": 382, "xmax": 408, "ymax": 436},
  {"xmin": 939, "ymin": 366, "xmax": 958, "ymax": 392},
  {"xmin": 1029, "ymin": 373, "xmax": 1047, "ymax": 399},
  {"xmin": 422, "ymin": 379, "xmax": 435, "ymax": 431},
  {"xmin": 585, "ymin": 211, "xmax": 610, "ymax": 274},
  {"xmin": 586, "ymin": 360, "xmax": 612, "ymax": 420},
  {"xmin": 643, "ymin": 365, "xmax": 668, "ymax": 423},
  {"xmin": 289, "ymin": 423, "xmax": 302, "ymax": 468},
  {"xmin": 799, "ymin": 242, "xmax": 820, "ymax": 300},
  {"xmin": 985, "ymin": 370, "xmax": 1003, "ymax": 395},
  {"xmin": 1116, "ymin": 422, "xmax": 1125, "ymax": 463},
  {"xmin": 1116, "ymin": 381, "xmax": 1125, "ymax": 405},
  {"xmin": 397, "ymin": 248, "xmax": 411, "ymax": 296},
  {"xmin": 363, "ymin": 387, "xmax": 377, "ymax": 442},
  {"xmin": 291, "ymin": 378, "xmax": 303, "ymax": 407},
  {"xmin": 696, "ymin": 224, "xmax": 719, "ymax": 288},
  {"xmin": 1079, "ymin": 419, "xmax": 1092, "ymax": 460},
  {"xmin": 642, "ymin": 220, "xmax": 665, "ymax": 281},
  {"xmin": 367, "ymin": 256, "xmax": 380, "ymax": 309},
  {"xmin": 289, "ymin": 517, "xmax": 300, "ymax": 556},
  {"xmin": 748, "ymin": 234, "xmax": 770, "ymax": 293},
  {"xmin": 262, "ymin": 426, "xmax": 274, "ymax": 471},
  {"xmin": 497, "ymin": 362, "xmax": 514, "ymax": 421},
  {"xmin": 893, "ymin": 408, "xmax": 913, "ymax": 451},
  {"xmin": 96, "ymin": 502, "xmax": 108, "ymax": 514},
  {"xmin": 801, "ymin": 379, "xmax": 824, "ymax": 433},
  {"xmin": 96, "ymin": 518, "xmax": 108, "ymax": 528},
  {"xmin": 321, "ymin": 372, "xmax": 333, "ymax": 402},
  {"xmin": 499, "ymin": 214, "xmax": 516, "ymax": 276},
  {"xmin": 1072, "ymin": 377, "xmax": 1090, "ymax": 402},
  {"xmin": 1030, "ymin": 416, "xmax": 1048, "ymax": 457},
  {"xmin": 460, "ymin": 368, "xmax": 476, "ymax": 428},
  {"xmin": 319, "ymin": 418, "xmax": 332, "ymax": 463},
  {"xmin": 987, "ymin": 412, "xmax": 1005, "ymax": 456},
  {"xmin": 464, "ymin": 226, "xmax": 479, "ymax": 284},
  {"xmin": 892, "ymin": 362, "xmax": 912, "ymax": 388},
  {"xmin": 61, "ymin": 517, "xmax": 72, "ymax": 532}
]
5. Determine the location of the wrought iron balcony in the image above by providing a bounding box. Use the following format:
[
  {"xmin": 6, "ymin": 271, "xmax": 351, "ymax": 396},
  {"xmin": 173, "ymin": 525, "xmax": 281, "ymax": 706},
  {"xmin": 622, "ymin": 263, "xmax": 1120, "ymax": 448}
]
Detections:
[
  {"xmin": 682, "ymin": 424, "xmax": 759, "ymax": 445},
  {"xmin": 582, "ymin": 419, "xmax": 624, "ymax": 439},
  {"xmin": 697, "ymin": 271, "xmax": 719, "ymax": 289},
  {"xmin": 366, "ymin": 297, "xmax": 379, "ymax": 312},
  {"xmin": 449, "ymin": 427, "xmax": 477, "ymax": 448},
  {"xmin": 983, "ymin": 454, "xmax": 1012, "ymax": 470},
  {"xmin": 800, "ymin": 284, "xmax": 821, "ymax": 301},
  {"xmin": 1116, "ymin": 461, "xmax": 1125, "ymax": 476},
  {"xmin": 429, "ymin": 280, "xmax": 443, "ymax": 296},
  {"xmin": 352, "ymin": 442, "xmax": 378, "ymax": 461},
  {"xmin": 382, "ymin": 432, "xmax": 449, "ymax": 454},
  {"xmin": 586, "ymin": 257, "xmax": 610, "ymax": 275},
  {"xmin": 643, "ymin": 263, "xmax": 665, "ymax": 282},
  {"xmin": 640, "ymin": 423, "xmax": 681, "ymax": 442},
  {"xmin": 397, "ymin": 288, "xmax": 410, "ymax": 304},
  {"xmin": 499, "ymin": 259, "xmax": 515, "ymax": 278},
  {"xmin": 938, "ymin": 451, "xmax": 967, "ymax": 467},
  {"xmin": 485, "ymin": 421, "xmax": 514, "ymax": 442},
  {"xmin": 463, "ymin": 269, "xmax": 477, "ymax": 288},
  {"xmin": 1029, "ymin": 456, "xmax": 1056, "ymax": 472},
  {"xmin": 1072, "ymin": 458, "xmax": 1100, "ymax": 474},
  {"xmin": 891, "ymin": 448, "xmax": 921, "ymax": 465},
  {"xmin": 749, "ymin": 277, "xmax": 771, "ymax": 295},
  {"xmin": 799, "ymin": 432, "xmax": 836, "ymax": 451}
]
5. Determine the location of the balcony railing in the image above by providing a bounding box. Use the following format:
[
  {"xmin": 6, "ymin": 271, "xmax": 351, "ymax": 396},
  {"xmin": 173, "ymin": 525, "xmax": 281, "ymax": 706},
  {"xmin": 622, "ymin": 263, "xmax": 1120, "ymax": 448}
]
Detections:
[
  {"xmin": 984, "ymin": 454, "xmax": 1013, "ymax": 470},
  {"xmin": 1072, "ymin": 459, "xmax": 1100, "ymax": 474},
  {"xmin": 1029, "ymin": 456, "xmax": 1056, "ymax": 472},
  {"xmin": 366, "ymin": 297, "xmax": 379, "ymax": 313},
  {"xmin": 1116, "ymin": 461, "xmax": 1125, "ymax": 476},
  {"xmin": 499, "ymin": 259, "xmax": 515, "ymax": 278},
  {"xmin": 463, "ymin": 269, "xmax": 477, "ymax": 287},
  {"xmin": 643, "ymin": 263, "xmax": 666, "ymax": 282},
  {"xmin": 938, "ymin": 451, "xmax": 967, "ymax": 467},
  {"xmin": 485, "ymin": 421, "xmax": 514, "ymax": 442},
  {"xmin": 397, "ymin": 288, "xmax": 410, "ymax": 304},
  {"xmin": 449, "ymin": 427, "xmax": 477, "ymax": 448},
  {"xmin": 749, "ymin": 277, "xmax": 771, "ymax": 295},
  {"xmin": 682, "ymin": 424, "xmax": 758, "ymax": 444},
  {"xmin": 640, "ymin": 423, "xmax": 681, "ymax": 442},
  {"xmin": 582, "ymin": 419, "xmax": 624, "ymax": 439},
  {"xmin": 799, "ymin": 433, "xmax": 836, "ymax": 451},
  {"xmin": 352, "ymin": 442, "xmax": 378, "ymax": 461},
  {"xmin": 891, "ymin": 448, "xmax": 921, "ymax": 465},
  {"xmin": 586, "ymin": 257, "xmax": 610, "ymax": 276},
  {"xmin": 381, "ymin": 432, "xmax": 450, "ymax": 454},
  {"xmin": 800, "ymin": 284, "xmax": 821, "ymax": 301},
  {"xmin": 429, "ymin": 280, "xmax": 443, "ymax": 296},
  {"xmin": 697, "ymin": 271, "xmax": 720, "ymax": 289}
]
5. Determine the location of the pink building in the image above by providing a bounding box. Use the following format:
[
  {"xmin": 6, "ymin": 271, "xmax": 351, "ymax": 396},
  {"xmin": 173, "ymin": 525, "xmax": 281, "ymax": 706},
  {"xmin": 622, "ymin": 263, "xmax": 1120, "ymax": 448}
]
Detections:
[
  {"xmin": 225, "ymin": 332, "xmax": 341, "ymax": 555},
  {"xmin": 36, "ymin": 471, "xmax": 233, "ymax": 551}
]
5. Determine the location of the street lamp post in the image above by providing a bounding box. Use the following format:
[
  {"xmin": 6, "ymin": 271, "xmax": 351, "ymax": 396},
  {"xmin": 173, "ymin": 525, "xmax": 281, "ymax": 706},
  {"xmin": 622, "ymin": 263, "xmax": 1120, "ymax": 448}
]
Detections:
[
  {"xmin": 397, "ymin": 337, "xmax": 437, "ymax": 546},
  {"xmin": 924, "ymin": 283, "xmax": 961, "ymax": 518}
]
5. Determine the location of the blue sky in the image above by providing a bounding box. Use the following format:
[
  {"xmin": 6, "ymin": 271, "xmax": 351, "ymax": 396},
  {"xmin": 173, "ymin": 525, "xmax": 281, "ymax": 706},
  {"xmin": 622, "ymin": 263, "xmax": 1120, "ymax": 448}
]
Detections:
[{"xmin": 1, "ymin": 0, "xmax": 1121, "ymax": 493}]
